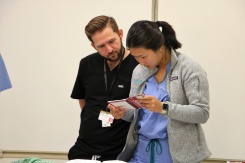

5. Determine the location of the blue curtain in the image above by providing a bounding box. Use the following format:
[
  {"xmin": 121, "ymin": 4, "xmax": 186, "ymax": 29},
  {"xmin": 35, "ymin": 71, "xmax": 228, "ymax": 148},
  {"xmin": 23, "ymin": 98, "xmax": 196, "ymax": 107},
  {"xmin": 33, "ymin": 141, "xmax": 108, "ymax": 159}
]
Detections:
[{"xmin": 0, "ymin": 53, "xmax": 12, "ymax": 92}]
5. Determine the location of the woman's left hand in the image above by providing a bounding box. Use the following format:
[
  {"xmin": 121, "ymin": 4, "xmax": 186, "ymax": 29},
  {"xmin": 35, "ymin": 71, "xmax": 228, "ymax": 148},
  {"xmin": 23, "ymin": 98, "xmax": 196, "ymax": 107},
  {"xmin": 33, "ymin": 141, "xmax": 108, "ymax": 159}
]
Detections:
[{"xmin": 138, "ymin": 95, "xmax": 162, "ymax": 114}]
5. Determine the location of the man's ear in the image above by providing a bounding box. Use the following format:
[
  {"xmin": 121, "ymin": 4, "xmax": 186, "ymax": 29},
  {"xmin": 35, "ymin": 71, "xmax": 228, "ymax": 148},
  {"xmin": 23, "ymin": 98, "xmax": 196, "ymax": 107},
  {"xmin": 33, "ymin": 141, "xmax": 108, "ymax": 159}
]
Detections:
[
  {"xmin": 118, "ymin": 29, "xmax": 123, "ymax": 39},
  {"xmin": 91, "ymin": 42, "xmax": 96, "ymax": 50}
]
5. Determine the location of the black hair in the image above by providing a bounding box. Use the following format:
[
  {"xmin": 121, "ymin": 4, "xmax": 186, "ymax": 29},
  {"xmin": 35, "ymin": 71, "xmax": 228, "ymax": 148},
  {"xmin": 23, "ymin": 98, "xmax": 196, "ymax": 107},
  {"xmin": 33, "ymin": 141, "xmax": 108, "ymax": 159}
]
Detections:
[{"xmin": 126, "ymin": 20, "xmax": 182, "ymax": 51}]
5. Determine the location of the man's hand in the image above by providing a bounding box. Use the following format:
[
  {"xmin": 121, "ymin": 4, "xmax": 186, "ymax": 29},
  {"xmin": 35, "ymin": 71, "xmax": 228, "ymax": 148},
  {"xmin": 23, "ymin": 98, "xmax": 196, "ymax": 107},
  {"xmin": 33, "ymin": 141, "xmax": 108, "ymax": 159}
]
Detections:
[{"xmin": 107, "ymin": 104, "xmax": 127, "ymax": 119}]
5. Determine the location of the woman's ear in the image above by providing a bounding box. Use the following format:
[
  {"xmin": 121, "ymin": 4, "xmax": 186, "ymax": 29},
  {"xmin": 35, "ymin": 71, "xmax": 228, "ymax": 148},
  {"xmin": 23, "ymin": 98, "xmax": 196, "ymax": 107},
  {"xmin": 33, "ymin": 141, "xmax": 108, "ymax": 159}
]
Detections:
[{"xmin": 158, "ymin": 46, "xmax": 164, "ymax": 53}]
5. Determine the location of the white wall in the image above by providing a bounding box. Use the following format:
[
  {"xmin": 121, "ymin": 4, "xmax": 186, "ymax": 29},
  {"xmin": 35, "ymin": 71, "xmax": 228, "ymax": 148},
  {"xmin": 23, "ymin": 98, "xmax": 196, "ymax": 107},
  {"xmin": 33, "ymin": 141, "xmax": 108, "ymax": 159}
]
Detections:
[
  {"xmin": 158, "ymin": 0, "xmax": 245, "ymax": 160},
  {"xmin": 0, "ymin": 0, "xmax": 245, "ymax": 161},
  {"xmin": 0, "ymin": 0, "xmax": 151, "ymax": 154}
]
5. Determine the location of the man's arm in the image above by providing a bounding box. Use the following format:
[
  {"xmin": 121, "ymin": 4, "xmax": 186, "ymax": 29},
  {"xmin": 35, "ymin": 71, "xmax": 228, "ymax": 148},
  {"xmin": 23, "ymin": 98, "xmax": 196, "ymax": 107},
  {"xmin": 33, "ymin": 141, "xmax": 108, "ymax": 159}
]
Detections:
[{"xmin": 79, "ymin": 99, "xmax": 85, "ymax": 110}]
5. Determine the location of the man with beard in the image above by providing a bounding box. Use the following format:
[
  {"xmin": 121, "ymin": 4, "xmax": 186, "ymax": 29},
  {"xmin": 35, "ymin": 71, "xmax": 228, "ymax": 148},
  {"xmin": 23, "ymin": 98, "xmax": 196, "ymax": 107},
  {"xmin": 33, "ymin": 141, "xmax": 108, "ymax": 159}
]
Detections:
[{"xmin": 68, "ymin": 15, "xmax": 138, "ymax": 161}]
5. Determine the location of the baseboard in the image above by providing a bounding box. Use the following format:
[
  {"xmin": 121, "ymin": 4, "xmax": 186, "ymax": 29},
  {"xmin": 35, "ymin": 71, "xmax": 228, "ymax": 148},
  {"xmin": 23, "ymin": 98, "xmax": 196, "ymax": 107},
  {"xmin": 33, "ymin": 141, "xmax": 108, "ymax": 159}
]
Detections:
[{"xmin": 0, "ymin": 150, "xmax": 67, "ymax": 160}]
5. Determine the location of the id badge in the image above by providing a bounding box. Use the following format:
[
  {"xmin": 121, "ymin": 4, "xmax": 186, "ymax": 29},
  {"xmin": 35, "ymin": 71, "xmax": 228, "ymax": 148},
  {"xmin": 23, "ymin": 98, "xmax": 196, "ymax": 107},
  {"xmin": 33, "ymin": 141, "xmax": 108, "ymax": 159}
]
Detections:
[{"xmin": 98, "ymin": 110, "xmax": 114, "ymax": 127}]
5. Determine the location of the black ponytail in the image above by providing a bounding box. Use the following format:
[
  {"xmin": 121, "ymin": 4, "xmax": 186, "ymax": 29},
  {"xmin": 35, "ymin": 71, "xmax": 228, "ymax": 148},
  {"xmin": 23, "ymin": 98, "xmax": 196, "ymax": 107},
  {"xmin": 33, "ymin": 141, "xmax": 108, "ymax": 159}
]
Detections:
[{"xmin": 156, "ymin": 21, "xmax": 182, "ymax": 50}]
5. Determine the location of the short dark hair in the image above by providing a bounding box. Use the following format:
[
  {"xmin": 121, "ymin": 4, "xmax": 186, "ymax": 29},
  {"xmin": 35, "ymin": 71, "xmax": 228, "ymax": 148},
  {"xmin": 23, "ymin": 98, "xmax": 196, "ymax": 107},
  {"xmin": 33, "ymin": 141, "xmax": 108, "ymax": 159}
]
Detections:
[
  {"xmin": 85, "ymin": 15, "xmax": 119, "ymax": 42},
  {"xmin": 126, "ymin": 20, "xmax": 181, "ymax": 51}
]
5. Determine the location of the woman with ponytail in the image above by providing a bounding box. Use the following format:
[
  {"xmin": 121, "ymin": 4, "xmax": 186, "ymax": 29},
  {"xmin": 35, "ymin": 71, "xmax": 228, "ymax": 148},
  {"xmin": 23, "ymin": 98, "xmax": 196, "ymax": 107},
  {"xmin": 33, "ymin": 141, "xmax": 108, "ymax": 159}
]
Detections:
[{"xmin": 108, "ymin": 20, "xmax": 211, "ymax": 163}]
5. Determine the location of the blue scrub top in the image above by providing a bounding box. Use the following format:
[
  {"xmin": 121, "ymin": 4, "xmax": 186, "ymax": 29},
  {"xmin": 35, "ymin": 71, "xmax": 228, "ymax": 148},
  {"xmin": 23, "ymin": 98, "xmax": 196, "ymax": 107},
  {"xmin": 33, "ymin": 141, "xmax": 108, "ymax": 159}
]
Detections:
[
  {"xmin": 129, "ymin": 62, "xmax": 172, "ymax": 163},
  {"xmin": 138, "ymin": 62, "xmax": 171, "ymax": 139}
]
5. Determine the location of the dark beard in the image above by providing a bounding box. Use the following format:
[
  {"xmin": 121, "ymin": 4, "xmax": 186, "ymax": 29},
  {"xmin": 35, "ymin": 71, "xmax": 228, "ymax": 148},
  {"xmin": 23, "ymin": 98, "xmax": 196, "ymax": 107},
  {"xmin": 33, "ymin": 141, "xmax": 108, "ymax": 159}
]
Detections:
[{"xmin": 105, "ymin": 41, "xmax": 124, "ymax": 62}]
